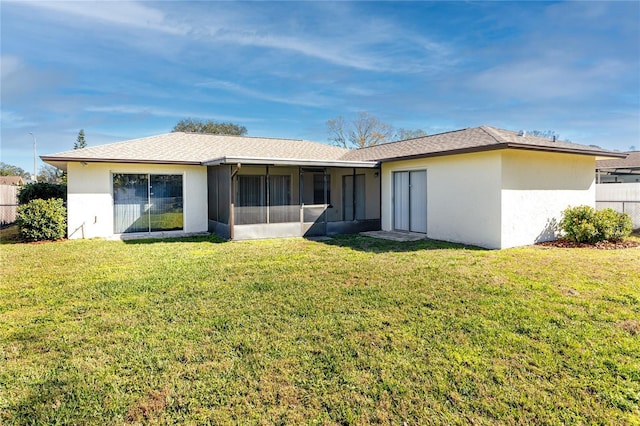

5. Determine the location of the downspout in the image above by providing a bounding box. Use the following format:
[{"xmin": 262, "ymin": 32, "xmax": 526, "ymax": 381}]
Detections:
[
  {"xmin": 352, "ymin": 168, "xmax": 356, "ymax": 221},
  {"xmin": 266, "ymin": 165, "xmax": 270, "ymax": 224},
  {"xmin": 230, "ymin": 163, "xmax": 241, "ymax": 240},
  {"xmin": 299, "ymin": 167, "xmax": 304, "ymax": 232},
  {"xmin": 323, "ymin": 168, "xmax": 328, "ymax": 235},
  {"xmin": 378, "ymin": 165, "xmax": 382, "ymax": 230}
]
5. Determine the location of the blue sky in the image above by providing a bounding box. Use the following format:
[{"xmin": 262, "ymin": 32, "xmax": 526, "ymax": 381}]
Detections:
[{"xmin": 1, "ymin": 1, "xmax": 639, "ymax": 175}]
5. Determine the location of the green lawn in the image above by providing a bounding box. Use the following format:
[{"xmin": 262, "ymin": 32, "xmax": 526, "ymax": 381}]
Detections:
[{"xmin": 1, "ymin": 232, "xmax": 639, "ymax": 424}]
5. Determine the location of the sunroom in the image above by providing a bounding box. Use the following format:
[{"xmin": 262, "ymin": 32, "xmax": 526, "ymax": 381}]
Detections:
[{"xmin": 205, "ymin": 158, "xmax": 380, "ymax": 240}]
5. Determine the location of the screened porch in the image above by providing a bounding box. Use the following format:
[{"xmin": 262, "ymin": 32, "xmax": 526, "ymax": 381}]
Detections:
[{"xmin": 207, "ymin": 164, "xmax": 380, "ymax": 240}]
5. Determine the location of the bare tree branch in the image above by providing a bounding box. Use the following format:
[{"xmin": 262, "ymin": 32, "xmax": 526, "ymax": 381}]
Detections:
[{"xmin": 327, "ymin": 112, "xmax": 418, "ymax": 149}]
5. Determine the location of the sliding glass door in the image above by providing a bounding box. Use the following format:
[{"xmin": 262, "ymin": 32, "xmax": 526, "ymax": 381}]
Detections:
[
  {"xmin": 393, "ymin": 170, "xmax": 427, "ymax": 233},
  {"xmin": 149, "ymin": 175, "xmax": 184, "ymax": 232},
  {"xmin": 113, "ymin": 173, "xmax": 183, "ymax": 234}
]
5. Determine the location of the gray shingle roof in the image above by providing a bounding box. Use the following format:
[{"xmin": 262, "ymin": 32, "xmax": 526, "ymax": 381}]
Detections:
[
  {"xmin": 42, "ymin": 132, "xmax": 353, "ymax": 165},
  {"xmin": 596, "ymin": 151, "xmax": 640, "ymax": 169},
  {"xmin": 339, "ymin": 126, "xmax": 625, "ymax": 162},
  {"xmin": 42, "ymin": 126, "xmax": 625, "ymax": 169}
]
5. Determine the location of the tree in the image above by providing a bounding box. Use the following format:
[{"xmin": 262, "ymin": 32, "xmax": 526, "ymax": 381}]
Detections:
[
  {"xmin": 37, "ymin": 164, "xmax": 65, "ymax": 184},
  {"xmin": 172, "ymin": 118, "xmax": 247, "ymax": 136},
  {"xmin": 527, "ymin": 129, "xmax": 570, "ymax": 142},
  {"xmin": 17, "ymin": 182, "xmax": 67, "ymax": 204},
  {"xmin": 327, "ymin": 112, "xmax": 428, "ymax": 149},
  {"xmin": 394, "ymin": 128, "xmax": 428, "ymax": 140},
  {"xmin": 327, "ymin": 112, "xmax": 395, "ymax": 149},
  {"xmin": 0, "ymin": 162, "xmax": 28, "ymax": 178},
  {"xmin": 74, "ymin": 129, "xmax": 87, "ymax": 150}
]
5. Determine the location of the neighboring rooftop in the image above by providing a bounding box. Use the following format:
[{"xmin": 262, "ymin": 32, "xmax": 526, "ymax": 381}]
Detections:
[
  {"xmin": 0, "ymin": 176, "xmax": 24, "ymax": 186},
  {"xmin": 341, "ymin": 126, "xmax": 626, "ymax": 162},
  {"xmin": 596, "ymin": 151, "xmax": 640, "ymax": 170}
]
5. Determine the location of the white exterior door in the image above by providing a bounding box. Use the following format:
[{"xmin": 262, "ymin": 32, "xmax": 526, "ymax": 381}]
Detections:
[{"xmin": 393, "ymin": 170, "xmax": 427, "ymax": 233}]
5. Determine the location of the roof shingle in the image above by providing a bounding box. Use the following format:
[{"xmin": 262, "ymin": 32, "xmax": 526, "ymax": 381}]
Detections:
[
  {"xmin": 42, "ymin": 133, "xmax": 351, "ymax": 165},
  {"xmin": 340, "ymin": 126, "xmax": 624, "ymax": 162},
  {"xmin": 42, "ymin": 126, "xmax": 625, "ymax": 168},
  {"xmin": 596, "ymin": 151, "xmax": 640, "ymax": 169}
]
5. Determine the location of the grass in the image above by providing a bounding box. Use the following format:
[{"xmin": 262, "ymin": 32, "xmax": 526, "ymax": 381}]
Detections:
[{"xmin": 1, "ymin": 230, "xmax": 639, "ymax": 424}]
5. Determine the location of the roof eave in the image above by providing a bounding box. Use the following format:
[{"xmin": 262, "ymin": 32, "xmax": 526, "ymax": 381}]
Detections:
[
  {"xmin": 40, "ymin": 156, "xmax": 202, "ymax": 169},
  {"xmin": 203, "ymin": 156, "xmax": 379, "ymax": 168},
  {"xmin": 375, "ymin": 143, "xmax": 626, "ymax": 163},
  {"xmin": 504, "ymin": 143, "xmax": 626, "ymax": 159},
  {"xmin": 375, "ymin": 144, "xmax": 507, "ymax": 163}
]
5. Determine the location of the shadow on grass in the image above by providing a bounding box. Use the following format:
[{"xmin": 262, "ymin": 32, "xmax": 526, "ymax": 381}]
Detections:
[
  {"xmin": 124, "ymin": 232, "xmax": 486, "ymax": 252},
  {"xmin": 122, "ymin": 233, "xmax": 226, "ymax": 245},
  {"xmin": 318, "ymin": 233, "xmax": 487, "ymax": 253},
  {"xmin": 0, "ymin": 224, "xmax": 22, "ymax": 244}
]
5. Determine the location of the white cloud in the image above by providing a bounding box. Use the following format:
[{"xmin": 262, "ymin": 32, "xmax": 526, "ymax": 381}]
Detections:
[
  {"xmin": 469, "ymin": 59, "xmax": 627, "ymax": 100},
  {"xmin": 0, "ymin": 110, "xmax": 35, "ymax": 128},
  {"xmin": 19, "ymin": 0, "xmax": 189, "ymax": 35},
  {"xmin": 0, "ymin": 55, "xmax": 23, "ymax": 79},
  {"xmin": 85, "ymin": 104, "xmax": 262, "ymax": 123},
  {"xmin": 196, "ymin": 79, "xmax": 332, "ymax": 108},
  {"xmin": 8, "ymin": 1, "xmax": 452, "ymax": 73}
]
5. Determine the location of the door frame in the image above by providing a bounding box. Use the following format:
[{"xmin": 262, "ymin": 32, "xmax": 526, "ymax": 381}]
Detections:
[{"xmin": 392, "ymin": 169, "xmax": 427, "ymax": 233}]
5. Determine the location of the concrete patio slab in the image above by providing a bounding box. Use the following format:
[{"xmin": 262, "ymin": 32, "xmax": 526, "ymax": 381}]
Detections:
[{"xmin": 360, "ymin": 230, "xmax": 428, "ymax": 242}]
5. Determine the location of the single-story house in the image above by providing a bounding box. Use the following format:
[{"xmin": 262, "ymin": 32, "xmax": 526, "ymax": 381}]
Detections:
[
  {"xmin": 595, "ymin": 151, "xmax": 640, "ymax": 230},
  {"xmin": 42, "ymin": 126, "xmax": 625, "ymax": 249},
  {"xmin": 596, "ymin": 151, "xmax": 640, "ymax": 183},
  {"xmin": 0, "ymin": 176, "xmax": 25, "ymax": 186}
]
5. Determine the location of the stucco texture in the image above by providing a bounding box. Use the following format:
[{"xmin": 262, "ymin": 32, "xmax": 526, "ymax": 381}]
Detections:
[
  {"xmin": 381, "ymin": 149, "xmax": 595, "ymax": 249},
  {"xmin": 66, "ymin": 162, "xmax": 208, "ymax": 239}
]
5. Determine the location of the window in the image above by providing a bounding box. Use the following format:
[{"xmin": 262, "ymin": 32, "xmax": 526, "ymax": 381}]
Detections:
[
  {"xmin": 237, "ymin": 175, "xmax": 265, "ymax": 207},
  {"xmin": 113, "ymin": 173, "xmax": 183, "ymax": 233},
  {"xmin": 235, "ymin": 174, "xmax": 292, "ymax": 224},
  {"xmin": 269, "ymin": 175, "xmax": 290, "ymax": 206},
  {"xmin": 342, "ymin": 174, "xmax": 365, "ymax": 221},
  {"xmin": 313, "ymin": 174, "xmax": 330, "ymax": 204}
]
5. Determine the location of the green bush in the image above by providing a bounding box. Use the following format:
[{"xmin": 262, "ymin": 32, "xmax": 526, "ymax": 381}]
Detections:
[
  {"xmin": 594, "ymin": 208, "xmax": 632, "ymax": 242},
  {"xmin": 16, "ymin": 198, "xmax": 67, "ymax": 242},
  {"xmin": 18, "ymin": 182, "xmax": 67, "ymax": 205},
  {"xmin": 560, "ymin": 205, "xmax": 632, "ymax": 244}
]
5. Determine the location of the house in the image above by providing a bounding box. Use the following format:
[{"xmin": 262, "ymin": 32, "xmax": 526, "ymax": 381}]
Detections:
[
  {"xmin": 595, "ymin": 151, "xmax": 640, "ymax": 230},
  {"xmin": 42, "ymin": 133, "xmax": 381, "ymax": 241},
  {"xmin": 596, "ymin": 151, "xmax": 640, "ymax": 183},
  {"xmin": 0, "ymin": 176, "xmax": 25, "ymax": 186},
  {"xmin": 41, "ymin": 126, "xmax": 625, "ymax": 249}
]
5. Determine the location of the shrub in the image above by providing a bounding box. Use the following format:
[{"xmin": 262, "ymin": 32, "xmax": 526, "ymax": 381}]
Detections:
[
  {"xmin": 18, "ymin": 182, "xmax": 67, "ymax": 205},
  {"xmin": 560, "ymin": 205, "xmax": 598, "ymax": 243},
  {"xmin": 560, "ymin": 205, "xmax": 632, "ymax": 244},
  {"xmin": 594, "ymin": 208, "xmax": 632, "ymax": 242},
  {"xmin": 16, "ymin": 198, "xmax": 67, "ymax": 242}
]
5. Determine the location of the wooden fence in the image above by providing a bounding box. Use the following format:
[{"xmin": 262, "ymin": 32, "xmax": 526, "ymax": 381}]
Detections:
[
  {"xmin": 596, "ymin": 183, "xmax": 640, "ymax": 230},
  {"xmin": 0, "ymin": 184, "xmax": 20, "ymax": 226}
]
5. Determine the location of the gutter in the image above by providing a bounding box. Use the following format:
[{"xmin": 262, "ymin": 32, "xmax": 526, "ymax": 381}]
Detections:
[
  {"xmin": 375, "ymin": 143, "xmax": 627, "ymax": 163},
  {"xmin": 40, "ymin": 156, "xmax": 202, "ymax": 166},
  {"xmin": 202, "ymin": 155, "xmax": 379, "ymax": 169}
]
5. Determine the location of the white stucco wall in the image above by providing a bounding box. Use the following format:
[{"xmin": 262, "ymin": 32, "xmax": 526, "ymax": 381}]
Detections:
[
  {"xmin": 66, "ymin": 162, "xmax": 208, "ymax": 239},
  {"xmin": 500, "ymin": 151, "xmax": 595, "ymax": 249},
  {"xmin": 381, "ymin": 149, "xmax": 596, "ymax": 249},
  {"xmin": 381, "ymin": 151, "xmax": 503, "ymax": 249}
]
